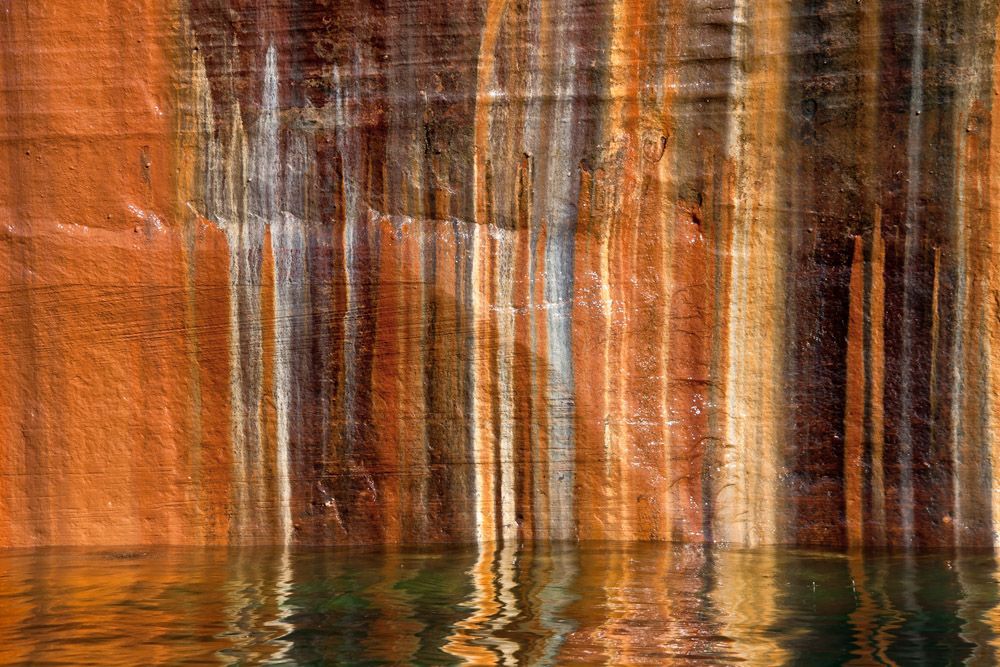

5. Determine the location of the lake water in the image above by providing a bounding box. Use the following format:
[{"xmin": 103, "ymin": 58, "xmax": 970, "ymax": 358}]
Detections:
[{"xmin": 1, "ymin": 542, "xmax": 997, "ymax": 664}]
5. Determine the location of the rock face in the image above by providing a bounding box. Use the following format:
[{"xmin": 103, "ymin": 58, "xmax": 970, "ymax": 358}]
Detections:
[{"xmin": 1, "ymin": 0, "xmax": 999, "ymax": 547}]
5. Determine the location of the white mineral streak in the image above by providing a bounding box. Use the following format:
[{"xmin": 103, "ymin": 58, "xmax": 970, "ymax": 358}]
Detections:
[
  {"xmin": 272, "ymin": 218, "xmax": 295, "ymax": 547},
  {"xmin": 950, "ymin": 4, "xmax": 999, "ymax": 546},
  {"xmin": 494, "ymin": 224, "xmax": 518, "ymax": 544},
  {"xmin": 951, "ymin": 67, "xmax": 970, "ymax": 548},
  {"xmin": 192, "ymin": 50, "xmax": 256, "ymax": 537},
  {"xmin": 899, "ymin": 0, "xmax": 926, "ymax": 547},
  {"xmin": 245, "ymin": 44, "xmax": 281, "ymax": 542},
  {"xmin": 717, "ymin": 0, "xmax": 788, "ymax": 545},
  {"xmin": 333, "ymin": 61, "xmax": 362, "ymax": 454},
  {"xmin": 203, "ymin": 72, "xmax": 257, "ymax": 539},
  {"xmin": 471, "ymin": 222, "xmax": 498, "ymax": 545},
  {"xmin": 275, "ymin": 125, "xmax": 311, "ymax": 547},
  {"xmin": 246, "ymin": 45, "xmax": 296, "ymax": 548},
  {"xmin": 532, "ymin": 9, "xmax": 578, "ymax": 542},
  {"xmin": 196, "ymin": 42, "xmax": 290, "ymax": 542}
]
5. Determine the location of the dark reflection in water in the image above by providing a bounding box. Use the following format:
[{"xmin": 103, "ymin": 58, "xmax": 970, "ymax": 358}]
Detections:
[{"xmin": 2, "ymin": 543, "xmax": 1000, "ymax": 665}]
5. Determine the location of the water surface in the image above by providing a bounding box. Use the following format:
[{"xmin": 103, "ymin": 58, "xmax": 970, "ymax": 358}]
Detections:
[{"xmin": 1, "ymin": 543, "xmax": 997, "ymax": 665}]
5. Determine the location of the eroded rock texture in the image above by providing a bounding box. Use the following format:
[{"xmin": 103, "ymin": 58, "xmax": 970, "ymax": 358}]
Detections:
[{"xmin": 2, "ymin": 0, "xmax": 1000, "ymax": 546}]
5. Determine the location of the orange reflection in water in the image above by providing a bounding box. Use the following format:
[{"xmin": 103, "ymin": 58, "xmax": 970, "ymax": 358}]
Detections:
[{"xmin": 0, "ymin": 545, "xmax": 999, "ymax": 664}]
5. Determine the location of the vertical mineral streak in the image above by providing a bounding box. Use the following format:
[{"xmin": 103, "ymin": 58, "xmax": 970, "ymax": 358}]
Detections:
[
  {"xmin": 949, "ymin": 0, "xmax": 1000, "ymax": 546},
  {"xmin": 844, "ymin": 209, "xmax": 890, "ymax": 548},
  {"xmin": 845, "ymin": 235, "xmax": 866, "ymax": 547},
  {"xmin": 495, "ymin": 224, "xmax": 518, "ymax": 544},
  {"xmin": 858, "ymin": 0, "xmax": 886, "ymax": 549},
  {"xmin": 603, "ymin": 0, "xmax": 644, "ymax": 540},
  {"xmin": 471, "ymin": 0, "xmax": 507, "ymax": 546},
  {"xmin": 472, "ymin": 221, "xmax": 499, "ymax": 545},
  {"xmin": 715, "ymin": 0, "xmax": 789, "ymax": 545},
  {"xmin": 898, "ymin": 0, "xmax": 927, "ymax": 547},
  {"xmin": 179, "ymin": 41, "xmax": 235, "ymax": 543},
  {"xmin": 990, "ymin": 5, "xmax": 1000, "ymax": 546},
  {"xmin": 870, "ymin": 217, "xmax": 887, "ymax": 546},
  {"xmin": 529, "ymin": 0, "xmax": 580, "ymax": 543},
  {"xmin": 217, "ymin": 103, "xmax": 253, "ymax": 539},
  {"xmin": 260, "ymin": 45, "xmax": 294, "ymax": 547}
]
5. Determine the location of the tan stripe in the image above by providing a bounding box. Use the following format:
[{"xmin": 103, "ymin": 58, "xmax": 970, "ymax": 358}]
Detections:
[
  {"xmin": 869, "ymin": 211, "xmax": 887, "ymax": 545},
  {"xmin": 715, "ymin": 0, "xmax": 790, "ymax": 545},
  {"xmin": 259, "ymin": 225, "xmax": 278, "ymax": 543},
  {"xmin": 571, "ymin": 168, "xmax": 609, "ymax": 539},
  {"xmin": 473, "ymin": 0, "xmax": 510, "ymax": 225},
  {"xmin": 472, "ymin": 222, "xmax": 499, "ymax": 544},
  {"xmin": 990, "ymin": 13, "xmax": 1000, "ymax": 545},
  {"xmin": 845, "ymin": 235, "xmax": 866, "ymax": 547}
]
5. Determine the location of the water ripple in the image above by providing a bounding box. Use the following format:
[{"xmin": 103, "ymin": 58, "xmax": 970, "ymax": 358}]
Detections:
[{"xmin": 0, "ymin": 545, "xmax": 998, "ymax": 664}]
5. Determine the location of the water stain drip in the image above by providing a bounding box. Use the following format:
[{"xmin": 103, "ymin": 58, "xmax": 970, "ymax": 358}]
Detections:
[{"xmin": 5, "ymin": 0, "xmax": 1000, "ymax": 548}]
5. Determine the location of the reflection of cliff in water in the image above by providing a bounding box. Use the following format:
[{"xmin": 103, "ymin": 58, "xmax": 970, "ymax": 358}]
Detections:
[{"xmin": 0, "ymin": 544, "xmax": 995, "ymax": 664}]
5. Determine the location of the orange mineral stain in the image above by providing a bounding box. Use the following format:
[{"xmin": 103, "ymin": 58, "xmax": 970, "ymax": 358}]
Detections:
[
  {"xmin": 0, "ymin": 0, "xmax": 194, "ymax": 545},
  {"xmin": 845, "ymin": 235, "xmax": 866, "ymax": 547}
]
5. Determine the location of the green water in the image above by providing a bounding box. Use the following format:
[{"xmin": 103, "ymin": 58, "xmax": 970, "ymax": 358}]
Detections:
[{"xmin": 0, "ymin": 543, "xmax": 996, "ymax": 665}]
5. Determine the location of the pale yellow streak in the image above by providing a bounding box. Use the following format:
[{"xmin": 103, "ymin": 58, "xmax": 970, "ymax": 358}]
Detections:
[
  {"xmin": 472, "ymin": 224, "xmax": 498, "ymax": 545},
  {"xmin": 716, "ymin": 0, "xmax": 790, "ymax": 545}
]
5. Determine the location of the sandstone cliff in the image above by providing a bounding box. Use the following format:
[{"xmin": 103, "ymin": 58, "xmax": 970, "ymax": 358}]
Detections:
[{"xmin": 1, "ymin": 0, "xmax": 997, "ymax": 547}]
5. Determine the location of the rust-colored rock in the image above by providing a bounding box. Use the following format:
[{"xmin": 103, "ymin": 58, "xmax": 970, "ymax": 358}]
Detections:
[{"xmin": 4, "ymin": 0, "xmax": 1000, "ymax": 547}]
